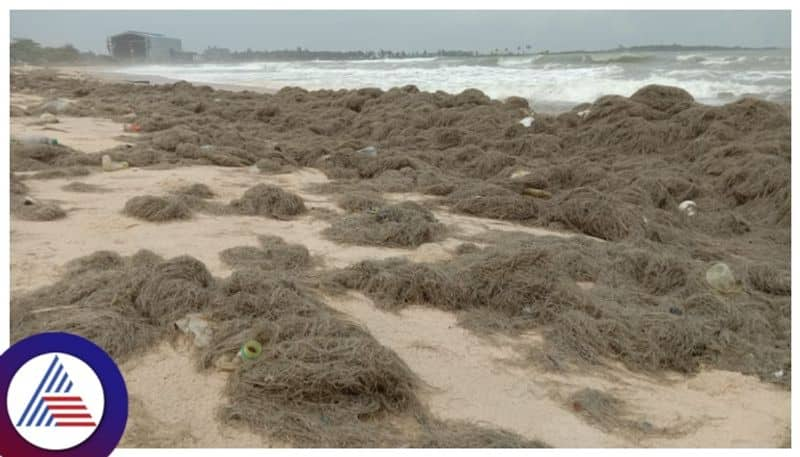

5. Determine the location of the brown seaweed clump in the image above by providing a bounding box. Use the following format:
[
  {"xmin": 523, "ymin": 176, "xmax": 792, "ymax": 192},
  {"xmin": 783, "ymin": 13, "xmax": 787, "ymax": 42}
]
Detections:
[
  {"xmin": 567, "ymin": 387, "xmax": 696, "ymax": 437},
  {"xmin": 747, "ymin": 263, "xmax": 791, "ymax": 296},
  {"xmin": 25, "ymin": 166, "xmax": 91, "ymax": 180},
  {"xmin": 336, "ymin": 191, "xmax": 387, "ymax": 212},
  {"xmin": 10, "ymin": 172, "xmax": 66, "ymax": 221},
  {"xmin": 219, "ymin": 235, "xmax": 311, "ymax": 271},
  {"xmin": 331, "ymin": 235, "xmax": 790, "ymax": 383},
  {"xmin": 229, "ymin": 184, "xmax": 306, "ymax": 219},
  {"xmin": 12, "ymin": 246, "xmax": 545, "ymax": 447},
  {"xmin": 444, "ymin": 182, "xmax": 540, "ymax": 221},
  {"xmin": 204, "ymin": 266, "xmax": 543, "ymax": 447},
  {"xmin": 61, "ymin": 182, "xmax": 106, "ymax": 193},
  {"xmin": 13, "ymin": 199, "xmax": 67, "ymax": 221},
  {"xmin": 331, "ymin": 239, "xmax": 592, "ymax": 331},
  {"xmin": 172, "ymin": 182, "xmax": 215, "ymax": 199},
  {"xmin": 324, "ymin": 201, "xmax": 445, "ymax": 247},
  {"xmin": 205, "ymin": 273, "xmax": 421, "ymax": 446},
  {"xmin": 123, "ymin": 195, "xmax": 193, "ymax": 222},
  {"xmin": 546, "ymin": 188, "xmax": 641, "ymax": 241},
  {"xmin": 11, "ymin": 251, "xmax": 209, "ymax": 360}
]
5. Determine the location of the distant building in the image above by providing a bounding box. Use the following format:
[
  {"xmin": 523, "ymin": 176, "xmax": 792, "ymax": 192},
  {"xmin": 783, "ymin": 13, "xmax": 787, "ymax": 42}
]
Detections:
[
  {"xmin": 107, "ymin": 31, "xmax": 182, "ymax": 62},
  {"xmin": 203, "ymin": 46, "xmax": 232, "ymax": 61}
]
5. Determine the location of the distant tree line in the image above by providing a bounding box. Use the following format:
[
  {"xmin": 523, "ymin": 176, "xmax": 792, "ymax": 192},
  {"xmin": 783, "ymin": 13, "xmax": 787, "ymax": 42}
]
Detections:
[
  {"xmin": 204, "ymin": 47, "xmax": 491, "ymax": 62},
  {"xmin": 11, "ymin": 38, "xmax": 112, "ymax": 65}
]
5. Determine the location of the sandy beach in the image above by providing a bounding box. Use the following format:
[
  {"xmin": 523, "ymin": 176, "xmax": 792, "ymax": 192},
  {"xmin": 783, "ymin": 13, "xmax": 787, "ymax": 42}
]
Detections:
[{"xmin": 9, "ymin": 66, "xmax": 791, "ymax": 448}]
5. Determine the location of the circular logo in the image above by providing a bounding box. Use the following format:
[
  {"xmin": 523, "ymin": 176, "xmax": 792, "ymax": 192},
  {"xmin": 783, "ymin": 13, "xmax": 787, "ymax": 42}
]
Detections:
[{"xmin": 0, "ymin": 333, "xmax": 128, "ymax": 456}]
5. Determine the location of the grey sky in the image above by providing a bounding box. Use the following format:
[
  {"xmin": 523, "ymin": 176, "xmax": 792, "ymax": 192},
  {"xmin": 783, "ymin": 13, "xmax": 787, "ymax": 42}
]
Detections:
[{"xmin": 10, "ymin": 10, "xmax": 791, "ymax": 54}]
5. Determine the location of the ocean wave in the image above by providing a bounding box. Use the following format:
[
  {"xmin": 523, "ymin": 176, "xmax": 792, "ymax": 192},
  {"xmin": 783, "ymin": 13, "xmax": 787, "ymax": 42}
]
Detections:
[
  {"xmin": 496, "ymin": 56, "xmax": 538, "ymax": 67},
  {"xmin": 676, "ymin": 54, "xmax": 706, "ymax": 63},
  {"xmin": 589, "ymin": 54, "xmax": 653, "ymax": 64},
  {"xmin": 699, "ymin": 55, "xmax": 748, "ymax": 66},
  {"xmin": 113, "ymin": 52, "xmax": 789, "ymax": 109}
]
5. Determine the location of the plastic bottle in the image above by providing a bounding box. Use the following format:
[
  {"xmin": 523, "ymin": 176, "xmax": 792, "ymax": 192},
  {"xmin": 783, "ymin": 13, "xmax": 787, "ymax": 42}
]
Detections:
[
  {"xmin": 16, "ymin": 134, "xmax": 58, "ymax": 145},
  {"xmin": 706, "ymin": 262, "xmax": 737, "ymax": 293},
  {"xmin": 102, "ymin": 154, "xmax": 129, "ymax": 172}
]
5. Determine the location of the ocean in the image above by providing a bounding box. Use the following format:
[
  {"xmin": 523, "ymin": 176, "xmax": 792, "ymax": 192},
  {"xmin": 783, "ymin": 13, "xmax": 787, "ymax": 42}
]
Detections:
[{"xmin": 112, "ymin": 48, "xmax": 790, "ymax": 112}]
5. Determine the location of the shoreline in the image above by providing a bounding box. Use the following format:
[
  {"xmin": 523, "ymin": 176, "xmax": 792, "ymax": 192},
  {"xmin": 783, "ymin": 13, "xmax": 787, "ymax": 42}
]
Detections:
[
  {"xmin": 16, "ymin": 64, "xmax": 280, "ymax": 95},
  {"xmin": 14, "ymin": 63, "xmax": 790, "ymax": 114}
]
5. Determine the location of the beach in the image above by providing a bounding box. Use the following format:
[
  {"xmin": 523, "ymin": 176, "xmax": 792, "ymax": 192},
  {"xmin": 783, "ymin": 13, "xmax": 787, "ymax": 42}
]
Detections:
[{"xmin": 9, "ymin": 66, "xmax": 791, "ymax": 447}]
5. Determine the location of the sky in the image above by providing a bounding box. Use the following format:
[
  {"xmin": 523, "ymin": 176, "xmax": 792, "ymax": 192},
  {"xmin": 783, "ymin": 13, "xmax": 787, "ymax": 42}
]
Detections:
[{"xmin": 10, "ymin": 10, "xmax": 791, "ymax": 54}]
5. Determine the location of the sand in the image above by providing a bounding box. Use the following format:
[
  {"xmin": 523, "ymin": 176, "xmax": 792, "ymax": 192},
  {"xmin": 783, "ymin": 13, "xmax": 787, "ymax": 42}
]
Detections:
[
  {"xmin": 8, "ymin": 69, "xmax": 790, "ymax": 448},
  {"xmin": 120, "ymin": 341, "xmax": 275, "ymax": 448}
]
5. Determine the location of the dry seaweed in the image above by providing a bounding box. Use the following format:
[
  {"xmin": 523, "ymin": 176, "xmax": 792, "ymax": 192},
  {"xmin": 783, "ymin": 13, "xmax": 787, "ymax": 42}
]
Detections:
[
  {"xmin": 10, "ymin": 72, "xmax": 791, "ymax": 395},
  {"xmin": 11, "ymin": 250, "xmax": 171, "ymax": 360},
  {"xmin": 12, "ymin": 197, "xmax": 67, "ymax": 221},
  {"xmin": 25, "ymin": 166, "xmax": 91, "ymax": 180},
  {"xmin": 230, "ymin": 184, "xmax": 306, "ymax": 219},
  {"xmin": 332, "ymin": 234, "xmax": 789, "ymax": 381},
  {"xmin": 747, "ymin": 263, "xmax": 790, "ymax": 296},
  {"xmin": 172, "ymin": 183, "xmax": 215, "ymax": 199},
  {"xmin": 336, "ymin": 192, "xmax": 387, "ymax": 212},
  {"xmin": 546, "ymin": 187, "xmax": 642, "ymax": 241},
  {"xmin": 124, "ymin": 195, "xmax": 192, "ymax": 222},
  {"xmin": 219, "ymin": 235, "xmax": 311, "ymax": 271},
  {"xmin": 324, "ymin": 202, "xmax": 445, "ymax": 247},
  {"xmin": 61, "ymin": 181, "xmax": 106, "ymax": 193},
  {"xmin": 568, "ymin": 388, "xmax": 655, "ymax": 435}
]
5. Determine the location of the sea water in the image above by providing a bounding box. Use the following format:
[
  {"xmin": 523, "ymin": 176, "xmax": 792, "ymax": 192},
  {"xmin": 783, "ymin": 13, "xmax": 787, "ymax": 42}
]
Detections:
[{"xmin": 112, "ymin": 48, "xmax": 790, "ymax": 112}]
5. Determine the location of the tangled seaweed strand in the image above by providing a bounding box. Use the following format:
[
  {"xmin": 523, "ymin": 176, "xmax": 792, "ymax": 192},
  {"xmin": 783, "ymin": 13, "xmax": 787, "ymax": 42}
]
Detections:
[
  {"xmin": 12, "ymin": 245, "xmax": 544, "ymax": 447},
  {"xmin": 324, "ymin": 201, "xmax": 445, "ymax": 247}
]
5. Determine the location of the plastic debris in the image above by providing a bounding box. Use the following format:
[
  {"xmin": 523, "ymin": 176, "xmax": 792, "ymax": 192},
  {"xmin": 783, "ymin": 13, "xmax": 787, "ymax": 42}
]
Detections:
[
  {"xmin": 102, "ymin": 154, "xmax": 129, "ymax": 172},
  {"xmin": 519, "ymin": 116, "xmax": 534, "ymax": 127},
  {"xmin": 522, "ymin": 187, "xmax": 552, "ymax": 199},
  {"xmin": 239, "ymin": 340, "xmax": 263, "ymax": 360},
  {"xmin": 668, "ymin": 306, "xmax": 683, "ymax": 316},
  {"xmin": 678, "ymin": 200, "xmax": 697, "ymax": 217},
  {"xmin": 356, "ymin": 145, "xmax": 378, "ymax": 157},
  {"xmin": 40, "ymin": 98, "xmax": 72, "ymax": 114},
  {"xmin": 123, "ymin": 123, "xmax": 142, "ymax": 133},
  {"xmin": 15, "ymin": 134, "xmax": 58, "ymax": 145},
  {"xmin": 705, "ymin": 262, "xmax": 738, "ymax": 293},
  {"xmin": 38, "ymin": 112, "xmax": 59, "ymax": 124},
  {"xmin": 577, "ymin": 109, "xmax": 591, "ymax": 118},
  {"xmin": 510, "ymin": 169, "xmax": 531, "ymax": 179},
  {"xmin": 174, "ymin": 313, "xmax": 212, "ymax": 348}
]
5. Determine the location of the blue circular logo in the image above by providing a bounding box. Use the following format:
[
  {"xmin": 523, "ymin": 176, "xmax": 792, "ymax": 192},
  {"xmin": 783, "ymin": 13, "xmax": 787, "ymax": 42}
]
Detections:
[{"xmin": 0, "ymin": 333, "xmax": 128, "ymax": 456}]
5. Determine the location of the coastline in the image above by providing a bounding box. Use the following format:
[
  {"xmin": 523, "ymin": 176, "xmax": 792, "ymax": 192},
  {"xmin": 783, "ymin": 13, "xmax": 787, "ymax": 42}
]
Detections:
[{"xmin": 30, "ymin": 64, "xmax": 280, "ymax": 94}]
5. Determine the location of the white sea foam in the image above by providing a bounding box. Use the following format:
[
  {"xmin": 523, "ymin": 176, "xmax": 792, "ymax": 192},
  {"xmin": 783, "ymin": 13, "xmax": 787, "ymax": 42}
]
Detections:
[{"xmin": 113, "ymin": 49, "xmax": 790, "ymax": 111}]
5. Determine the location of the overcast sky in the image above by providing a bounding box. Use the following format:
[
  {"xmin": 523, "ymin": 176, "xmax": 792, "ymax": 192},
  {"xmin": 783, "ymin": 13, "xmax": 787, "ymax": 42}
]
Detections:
[{"xmin": 10, "ymin": 10, "xmax": 791, "ymax": 54}]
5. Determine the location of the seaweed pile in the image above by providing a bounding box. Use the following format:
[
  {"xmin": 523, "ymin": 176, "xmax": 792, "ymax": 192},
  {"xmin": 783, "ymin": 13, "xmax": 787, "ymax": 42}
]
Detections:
[
  {"xmin": 9, "ymin": 70, "xmax": 791, "ymax": 444},
  {"xmin": 323, "ymin": 201, "xmax": 445, "ymax": 247},
  {"xmin": 330, "ymin": 233, "xmax": 790, "ymax": 382},
  {"xmin": 122, "ymin": 183, "xmax": 307, "ymax": 222},
  {"xmin": 11, "ymin": 247, "xmax": 545, "ymax": 448}
]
